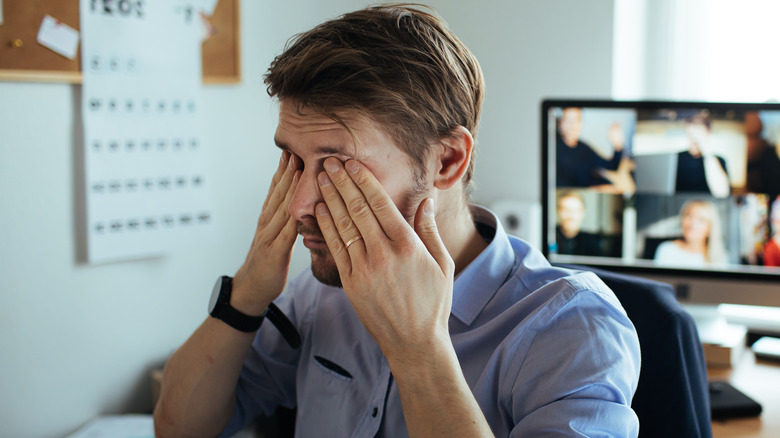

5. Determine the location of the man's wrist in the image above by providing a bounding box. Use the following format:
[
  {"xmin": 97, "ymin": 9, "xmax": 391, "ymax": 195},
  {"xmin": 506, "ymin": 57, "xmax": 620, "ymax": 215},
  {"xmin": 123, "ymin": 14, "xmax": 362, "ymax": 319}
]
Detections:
[
  {"xmin": 229, "ymin": 276, "xmax": 273, "ymax": 317},
  {"xmin": 387, "ymin": 333, "xmax": 457, "ymax": 383}
]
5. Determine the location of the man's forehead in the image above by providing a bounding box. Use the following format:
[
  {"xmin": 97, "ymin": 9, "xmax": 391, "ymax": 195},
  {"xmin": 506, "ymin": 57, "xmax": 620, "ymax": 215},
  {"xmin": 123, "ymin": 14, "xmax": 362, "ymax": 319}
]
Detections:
[
  {"xmin": 278, "ymin": 99, "xmax": 368, "ymax": 129},
  {"xmin": 275, "ymin": 100, "xmax": 390, "ymax": 159},
  {"xmin": 278, "ymin": 106, "xmax": 342, "ymax": 130}
]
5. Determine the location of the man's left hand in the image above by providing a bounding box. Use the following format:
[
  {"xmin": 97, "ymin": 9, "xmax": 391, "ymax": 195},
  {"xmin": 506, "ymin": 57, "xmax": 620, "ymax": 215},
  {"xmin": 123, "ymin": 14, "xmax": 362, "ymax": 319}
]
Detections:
[{"xmin": 314, "ymin": 157, "xmax": 455, "ymax": 362}]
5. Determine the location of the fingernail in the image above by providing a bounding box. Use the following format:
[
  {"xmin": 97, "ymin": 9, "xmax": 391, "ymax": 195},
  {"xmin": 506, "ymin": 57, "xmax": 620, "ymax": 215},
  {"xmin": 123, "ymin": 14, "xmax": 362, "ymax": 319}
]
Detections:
[
  {"xmin": 288, "ymin": 154, "xmax": 296, "ymax": 169},
  {"xmin": 316, "ymin": 203, "xmax": 328, "ymax": 216},
  {"xmin": 318, "ymin": 172, "xmax": 331, "ymax": 186},
  {"xmin": 424, "ymin": 198, "xmax": 435, "ymax": 215},
  {"xmin": 323, "ymin": 158, "xmax": 340, "ymax": 174},
  {"xmin": 345, "ymin": 160, "xmax": 359, "ymax": 174}
]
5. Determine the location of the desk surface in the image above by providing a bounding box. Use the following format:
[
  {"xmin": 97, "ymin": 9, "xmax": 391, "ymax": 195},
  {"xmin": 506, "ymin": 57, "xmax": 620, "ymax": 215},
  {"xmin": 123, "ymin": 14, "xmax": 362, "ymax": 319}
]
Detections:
[{"xmin": 709, "ymin": 350, "xmax": 780, "ymax": 438}]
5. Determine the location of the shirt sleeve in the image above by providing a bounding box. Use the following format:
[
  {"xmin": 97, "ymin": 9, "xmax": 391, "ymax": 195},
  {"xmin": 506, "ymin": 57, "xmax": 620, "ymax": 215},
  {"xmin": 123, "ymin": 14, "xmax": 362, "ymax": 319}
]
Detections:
[{"xmin": 508, "ymin": 289, "xmax": 641, "ymax": 437}]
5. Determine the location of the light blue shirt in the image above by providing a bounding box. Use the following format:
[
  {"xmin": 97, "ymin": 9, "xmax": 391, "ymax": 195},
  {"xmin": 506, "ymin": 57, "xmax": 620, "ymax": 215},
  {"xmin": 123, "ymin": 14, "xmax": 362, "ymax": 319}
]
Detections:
[{"xmin": 222, "ymin": 206, "xmax": 640, "ymax": 437}]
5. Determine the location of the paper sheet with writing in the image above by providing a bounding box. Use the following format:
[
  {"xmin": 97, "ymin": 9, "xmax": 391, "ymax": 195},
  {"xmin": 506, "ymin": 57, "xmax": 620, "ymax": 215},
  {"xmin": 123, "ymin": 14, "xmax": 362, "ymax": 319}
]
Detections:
[{"xmin": 80, "ymin": 1, "xmax": 215, "ymax": 263}]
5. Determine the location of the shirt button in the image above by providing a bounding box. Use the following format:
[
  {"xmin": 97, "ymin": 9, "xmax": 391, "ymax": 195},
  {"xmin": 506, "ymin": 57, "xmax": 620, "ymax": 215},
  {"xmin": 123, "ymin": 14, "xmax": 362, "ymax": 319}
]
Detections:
[{"xmin": 371, "ymin": 407, "xmax": 378, "ymax": 417}]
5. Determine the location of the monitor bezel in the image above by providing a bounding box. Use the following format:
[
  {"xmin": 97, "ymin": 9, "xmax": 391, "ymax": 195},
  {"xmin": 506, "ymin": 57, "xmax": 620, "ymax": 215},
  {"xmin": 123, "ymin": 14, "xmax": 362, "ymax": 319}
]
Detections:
[{"xmin": 540, "ymin": 98, "xmax": 780, "ymax": 285}]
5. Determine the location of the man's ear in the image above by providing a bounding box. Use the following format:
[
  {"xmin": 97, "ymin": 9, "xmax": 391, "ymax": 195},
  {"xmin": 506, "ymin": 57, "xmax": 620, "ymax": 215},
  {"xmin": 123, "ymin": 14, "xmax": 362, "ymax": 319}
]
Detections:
[{"xmin": 433, "ymin": 126, "xmax": 473, "ymax": 190}]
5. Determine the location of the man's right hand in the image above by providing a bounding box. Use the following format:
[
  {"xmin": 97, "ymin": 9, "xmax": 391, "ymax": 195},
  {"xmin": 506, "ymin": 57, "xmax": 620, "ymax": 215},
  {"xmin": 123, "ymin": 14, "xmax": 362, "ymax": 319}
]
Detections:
[
  {"xmin": 231, "ymin": 151, "xmax": 300, "ymax": 316},
  {"xmin": 154, "ymin": 152, "xmax": 300, "ymax": 438}
]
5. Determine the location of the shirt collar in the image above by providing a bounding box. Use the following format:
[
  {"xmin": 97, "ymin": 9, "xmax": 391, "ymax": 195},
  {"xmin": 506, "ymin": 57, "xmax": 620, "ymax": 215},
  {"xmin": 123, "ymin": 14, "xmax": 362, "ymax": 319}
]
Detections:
[{"xmin": 451, "ymin": 205, "xmax": 517, "ymax": 326}]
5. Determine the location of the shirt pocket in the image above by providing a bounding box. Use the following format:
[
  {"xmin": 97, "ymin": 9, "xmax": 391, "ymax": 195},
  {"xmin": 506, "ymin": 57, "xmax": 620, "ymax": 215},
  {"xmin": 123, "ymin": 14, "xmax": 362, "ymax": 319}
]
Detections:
[{"xmin": 313, "ymin": 355, "xmax": 354, "ymax": 383}]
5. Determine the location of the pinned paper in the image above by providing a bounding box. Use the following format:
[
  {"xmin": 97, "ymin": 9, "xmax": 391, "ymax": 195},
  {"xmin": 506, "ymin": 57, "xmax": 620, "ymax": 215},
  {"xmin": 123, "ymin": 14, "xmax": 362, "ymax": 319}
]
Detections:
[
  {"xmin": 200, "ymin": 12, "xmax": 218, "ymax": 42},
  {"xmin": 80, "ymin": 0, "xmax": 214, "ymax": 263},
  {"xmin": 199, "ymin": 0, "xmax": 220, "ymax": 16},
  {"xmin": 37, "ymin": 15, "xmax": 80, "ymax": 59}
]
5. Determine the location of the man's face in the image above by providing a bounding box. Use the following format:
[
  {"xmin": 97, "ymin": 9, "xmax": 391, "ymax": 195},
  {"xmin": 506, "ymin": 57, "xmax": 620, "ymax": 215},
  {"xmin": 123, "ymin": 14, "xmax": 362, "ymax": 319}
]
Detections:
[
  {"xmin": 557, "ymin": 195, "xmax": 585, "ymax": 236},
  {"xmin": 559, "ymin": 108, "xmax": 583, "ymax": 147},
  {"xmin": 274, "ymin": 100, "xmax": 429, "ymax": 287}
]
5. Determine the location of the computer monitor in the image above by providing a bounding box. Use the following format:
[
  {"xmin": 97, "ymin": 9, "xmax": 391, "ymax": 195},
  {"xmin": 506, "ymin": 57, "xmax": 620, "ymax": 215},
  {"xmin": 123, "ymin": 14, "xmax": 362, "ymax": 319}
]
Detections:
[{"xmin": 540, "ymin": 100, "xmax": 780, "ymax": 325}]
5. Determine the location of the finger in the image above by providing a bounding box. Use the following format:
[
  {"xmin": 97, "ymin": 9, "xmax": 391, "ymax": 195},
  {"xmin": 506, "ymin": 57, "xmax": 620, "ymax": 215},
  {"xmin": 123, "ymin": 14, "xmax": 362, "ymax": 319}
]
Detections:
[
  {"xmin": 277, "ymin": 210, "xmax": 299, "ymax": 251},
  {"xmin": 413, "ymin": 198, "xmax": 454, "ymax": 276},
  {"xmin": 341, "ymin": 159, "xmax": 411, "ymax": 242},
  {"xmin": 315, "ymin": 202, "xmax": 352, "ymax": 275},
  {"xmin": 262, "ymin": 151, "xmax": 290, "ymax": 211},
  {"xmin": 265, "ymin": 170, "xmax": 300, "ymax": 239},
  {"xmin": 260, "ymin": 153, "xmax": 298, "ymax": 225},
  {"xmin": 317, "ymin": 170, "xmax": 367, "ymax": 256},
  {"xmin": 322, "ymin": 158, "xmax": 384, "ymax": 247}
]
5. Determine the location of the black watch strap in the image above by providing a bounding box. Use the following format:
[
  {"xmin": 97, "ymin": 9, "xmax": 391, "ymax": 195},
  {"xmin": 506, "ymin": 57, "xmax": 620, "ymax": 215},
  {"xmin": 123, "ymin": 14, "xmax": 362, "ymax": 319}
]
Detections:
[
  {"xmin": 220, "ymin": 300, "xmax": 265, "ymax": 332},
  {"xmin": 210, "ymin": 276, "xmax": 265, "ymax": 332},
  {"xmin": 209, "ymin": 276, "xmax": 301, "ymax": 347}
]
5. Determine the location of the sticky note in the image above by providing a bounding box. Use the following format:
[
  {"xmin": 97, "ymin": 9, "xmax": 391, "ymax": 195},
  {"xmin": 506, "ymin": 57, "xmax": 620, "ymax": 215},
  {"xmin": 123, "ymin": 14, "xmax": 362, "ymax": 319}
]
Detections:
[{"xmin": 37, "ymin": 15, "xmax": 80, "ymax": 60}]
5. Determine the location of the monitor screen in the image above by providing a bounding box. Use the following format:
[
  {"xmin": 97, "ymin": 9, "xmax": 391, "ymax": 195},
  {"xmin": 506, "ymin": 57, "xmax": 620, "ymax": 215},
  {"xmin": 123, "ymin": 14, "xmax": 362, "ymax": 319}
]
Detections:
[{"xmin": 541, "ymin": 100, "xmax": 780, "ymax": 308}]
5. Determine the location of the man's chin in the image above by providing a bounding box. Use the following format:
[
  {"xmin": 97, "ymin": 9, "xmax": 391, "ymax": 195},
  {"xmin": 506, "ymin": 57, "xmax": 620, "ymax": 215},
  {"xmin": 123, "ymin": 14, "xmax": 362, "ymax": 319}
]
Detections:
[{"xmin": 309, "ymin": 249, "xmax": 343, "ymax": 288}]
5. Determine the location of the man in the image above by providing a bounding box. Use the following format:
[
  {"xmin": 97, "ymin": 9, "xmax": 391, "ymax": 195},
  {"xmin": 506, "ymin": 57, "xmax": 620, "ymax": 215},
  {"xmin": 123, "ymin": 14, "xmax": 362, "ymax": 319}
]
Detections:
[
  {"xmin": 555, "ymin": 191, "xmax": 604, "ymax": 257},
  {"xmin": 154, "ymin": 5, "xmax": 640, "ymax": 437},
  {"xmin": 556, "ymin": 107, "xmax": 635, "ymax": 193},
  {"xmin": 675, "ymin": 113, "xmax": 730, "ymax": 198}
]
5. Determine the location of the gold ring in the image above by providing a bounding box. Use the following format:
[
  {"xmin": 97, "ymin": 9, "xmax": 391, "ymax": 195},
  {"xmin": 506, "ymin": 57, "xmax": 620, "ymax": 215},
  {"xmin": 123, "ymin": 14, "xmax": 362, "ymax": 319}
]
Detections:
[{"xmin": 345, "ymin": 236, "xmax": 363, "ymax": 248}]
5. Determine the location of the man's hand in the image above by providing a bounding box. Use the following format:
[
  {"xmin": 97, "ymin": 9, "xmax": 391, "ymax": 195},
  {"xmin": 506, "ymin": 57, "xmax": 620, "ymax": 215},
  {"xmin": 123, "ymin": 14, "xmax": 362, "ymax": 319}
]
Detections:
[
  {"xmin": 598, "ymin": 157, "xmax": 636, "ymax": 195},
  {"xmin": 314, "ymin": 157, "xmax": 455, "ymax": 361},
  {"xmin": 314, "ymin": 157, "xmax": 492, "ymax": 437},
  {"xmin": 232, "ymin": 151, "xmax": 301, "ymax": 315},
  {"xmin": 155, "ymin": 151, "xmax": 300, "ymax": 437},
  {"xmin": 607, "ymin": 121, "xmax": 625, "ymax": 152}
]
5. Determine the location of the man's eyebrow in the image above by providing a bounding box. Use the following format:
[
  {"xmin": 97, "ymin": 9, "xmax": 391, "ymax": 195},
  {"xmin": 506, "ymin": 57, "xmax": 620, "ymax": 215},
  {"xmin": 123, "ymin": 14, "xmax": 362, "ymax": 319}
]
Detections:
[
  {"xmin": 273, "ymin": 138, "xmax": 356, "ymax": 158},
  {"xmin": 274, "ymin": 138, "xmax": 290, "ymax": 152}
]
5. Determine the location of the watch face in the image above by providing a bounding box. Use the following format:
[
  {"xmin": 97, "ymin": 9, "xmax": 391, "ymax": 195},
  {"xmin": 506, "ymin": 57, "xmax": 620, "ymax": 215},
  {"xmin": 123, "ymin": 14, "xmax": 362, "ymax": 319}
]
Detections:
[{"xmin": 209, "ymin": 277, "xmax": 223, "ymax": 314}]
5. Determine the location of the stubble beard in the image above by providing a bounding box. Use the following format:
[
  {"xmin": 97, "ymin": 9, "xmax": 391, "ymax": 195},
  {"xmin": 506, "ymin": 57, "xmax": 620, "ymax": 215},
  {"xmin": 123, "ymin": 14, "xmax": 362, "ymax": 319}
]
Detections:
[
  {"xmin": 299, "ymin": 220, "xmax": 343, "ymax": 288},
  {"xmin": 300, "ymin": 177, "xmax": 429, "ymax": 289}
]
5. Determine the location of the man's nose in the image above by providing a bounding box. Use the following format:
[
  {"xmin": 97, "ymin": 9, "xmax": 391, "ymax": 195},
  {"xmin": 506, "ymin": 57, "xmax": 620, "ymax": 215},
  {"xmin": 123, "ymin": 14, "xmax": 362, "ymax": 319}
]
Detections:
[{"xmin": 288, "ymin": 169, "xmax": 323, "ymax": 224}]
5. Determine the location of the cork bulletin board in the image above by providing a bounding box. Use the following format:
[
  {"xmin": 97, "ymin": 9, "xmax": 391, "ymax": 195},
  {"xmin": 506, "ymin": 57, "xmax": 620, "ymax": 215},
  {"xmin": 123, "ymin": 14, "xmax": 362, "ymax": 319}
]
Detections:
[{"xmin": 0, "ymin": 0, "xmax": 240, "ymax": 84}]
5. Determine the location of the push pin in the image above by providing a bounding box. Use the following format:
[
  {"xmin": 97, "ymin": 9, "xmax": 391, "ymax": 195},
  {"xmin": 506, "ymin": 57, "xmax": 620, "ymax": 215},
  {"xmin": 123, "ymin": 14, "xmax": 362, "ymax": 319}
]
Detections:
[{"xmin": 10, "ymin": 39, "xmax": 24, "ymax": 48}]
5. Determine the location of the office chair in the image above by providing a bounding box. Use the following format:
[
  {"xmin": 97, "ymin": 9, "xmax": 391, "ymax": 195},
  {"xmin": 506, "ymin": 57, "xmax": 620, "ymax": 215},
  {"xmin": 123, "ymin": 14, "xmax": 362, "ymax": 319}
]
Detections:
[{"xmin": 558, "ymin": 264, "xmax": 712, "ymax": 438}]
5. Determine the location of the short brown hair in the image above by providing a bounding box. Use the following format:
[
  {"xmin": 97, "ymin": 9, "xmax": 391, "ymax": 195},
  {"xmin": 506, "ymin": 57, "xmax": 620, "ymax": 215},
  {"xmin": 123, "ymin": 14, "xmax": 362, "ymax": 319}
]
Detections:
[{"xmin": 264, "ymin": 4, "xmax": 484, "ymax": 188}]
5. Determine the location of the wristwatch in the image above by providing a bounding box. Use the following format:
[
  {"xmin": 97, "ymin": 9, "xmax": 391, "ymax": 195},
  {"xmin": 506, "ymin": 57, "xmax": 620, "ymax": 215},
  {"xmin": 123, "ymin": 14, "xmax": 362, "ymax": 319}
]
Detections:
[{"xmin": 208, "ymin": 276, "xmax": 265, "ymax": 332}]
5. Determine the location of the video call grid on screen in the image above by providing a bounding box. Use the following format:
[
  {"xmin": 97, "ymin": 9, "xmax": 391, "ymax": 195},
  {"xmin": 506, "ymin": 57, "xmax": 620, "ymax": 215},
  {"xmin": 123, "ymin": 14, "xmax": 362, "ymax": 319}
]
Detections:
[{"xmin": 540, "ymin": 99, "xmax": 780, "ymax": 280}]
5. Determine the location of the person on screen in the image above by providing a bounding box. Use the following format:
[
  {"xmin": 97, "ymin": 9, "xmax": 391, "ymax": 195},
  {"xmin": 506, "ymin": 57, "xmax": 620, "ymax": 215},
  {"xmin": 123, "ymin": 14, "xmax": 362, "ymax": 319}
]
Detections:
[
  {"xmin": 654, "ymin": 199, "xmax": 727, "ymax": 267},
  {"xmin": 556, "ymin": 107, "xmax": 635, "ymax": 193},
  {"xmin": 154, "ymin": 5, "xmax": 640, "ymax": 438},
  {"xmin": 746, "ymin": 112, "xmax": 780, "ymax": 197},
  {"xmin": 763, "ymin": 199, "xmax": 780, "ymax": 266},
  {"xmin": 675, "ymin": 113, "xmax": 731, "ymax": 198},
  {"xmin": 555, "ymin": 191, "xmax": 602, "ymax": 256}
]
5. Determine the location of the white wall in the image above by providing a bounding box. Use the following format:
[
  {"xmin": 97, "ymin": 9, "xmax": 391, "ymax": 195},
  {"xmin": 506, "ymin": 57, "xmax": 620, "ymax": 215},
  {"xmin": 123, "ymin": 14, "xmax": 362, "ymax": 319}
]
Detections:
[
  {"xmin": 0, "ymin": 1, "xmax": 614, "ymax": 436},
  {"xmin": 434, "ymin": 0, "xmax": 615, "ymax": 207}
]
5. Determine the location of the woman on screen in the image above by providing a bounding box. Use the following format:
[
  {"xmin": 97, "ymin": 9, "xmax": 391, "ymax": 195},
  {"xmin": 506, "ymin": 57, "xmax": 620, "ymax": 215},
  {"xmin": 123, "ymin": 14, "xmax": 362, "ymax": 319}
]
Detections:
[
  {"xmin": 654, "ymin": 199, "xmax": 726, "ymax": 267},
  {"xmin": 763, "ymin": 199, "xmax": 780, "ymax": 267}
]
